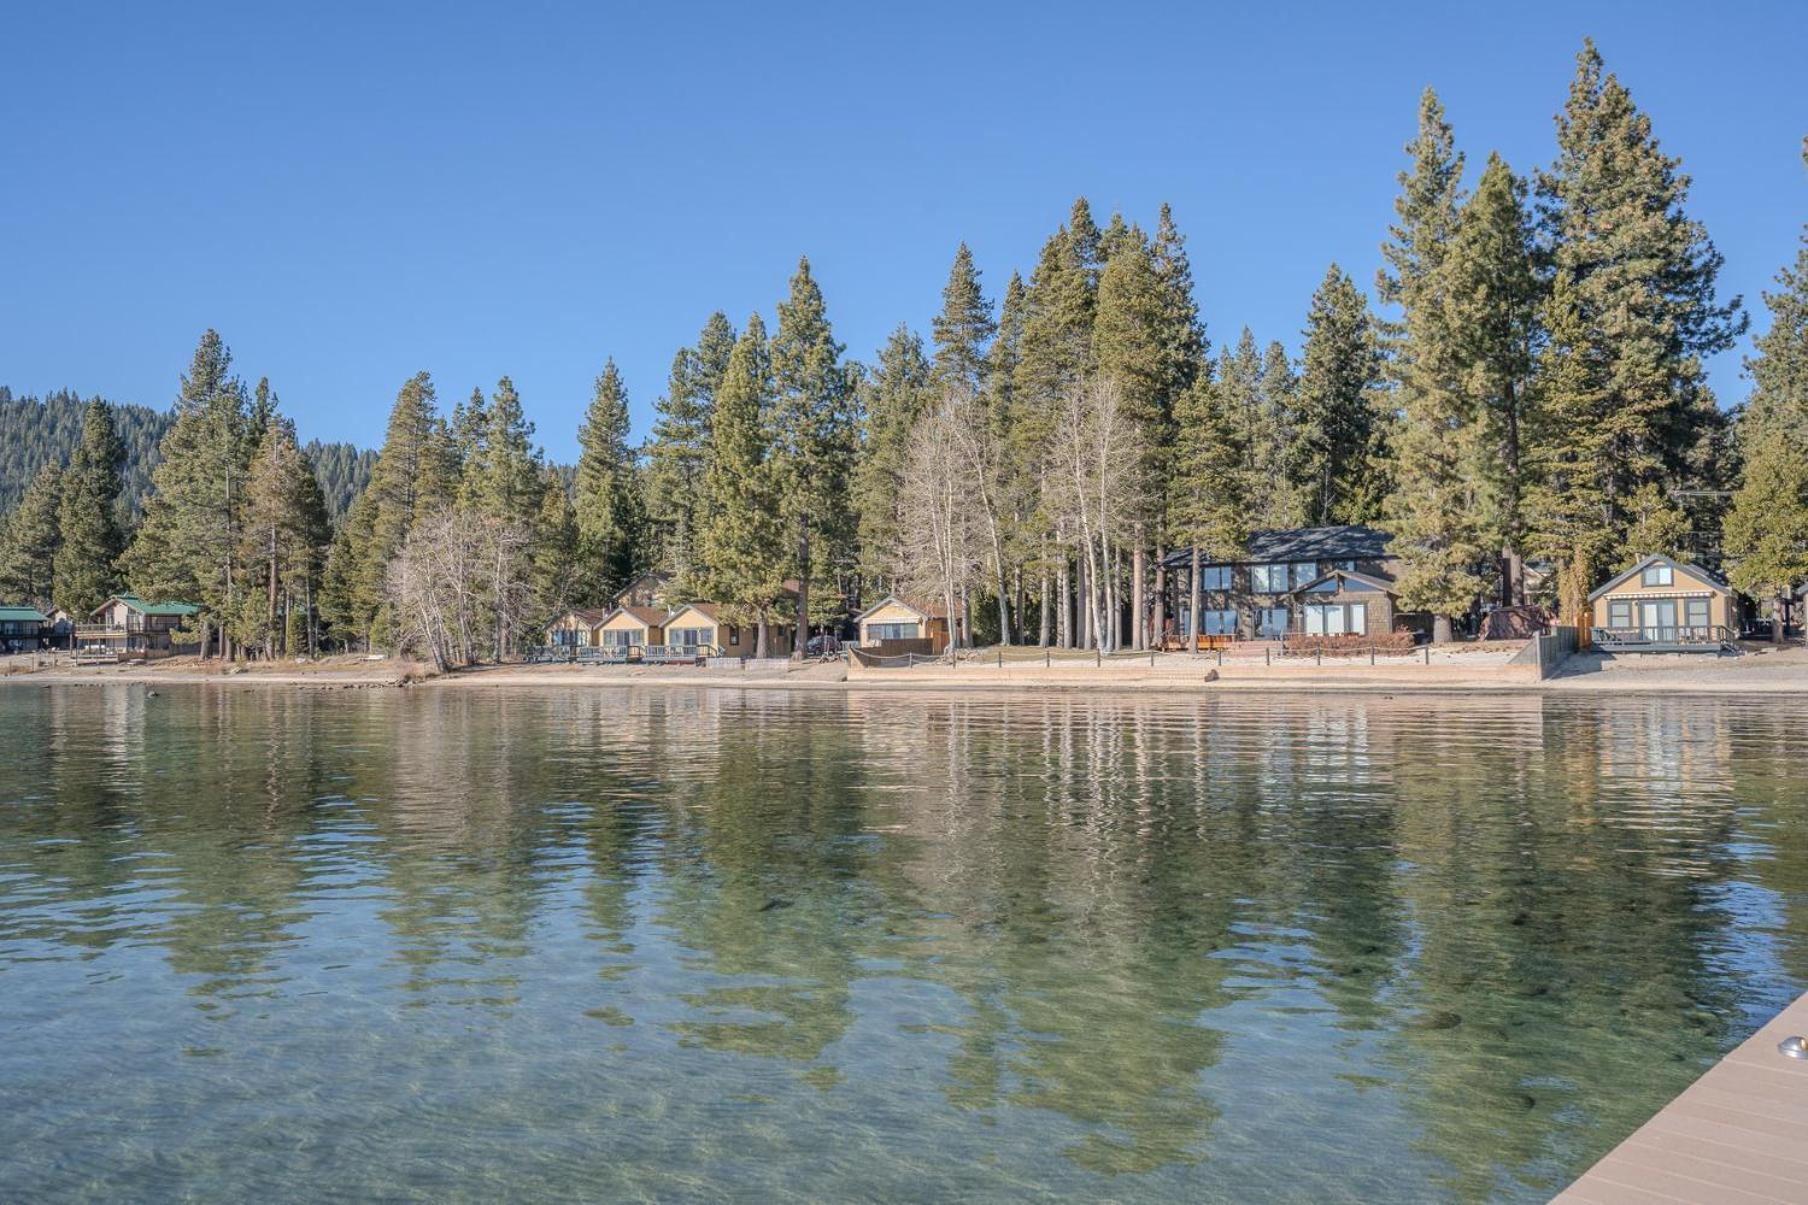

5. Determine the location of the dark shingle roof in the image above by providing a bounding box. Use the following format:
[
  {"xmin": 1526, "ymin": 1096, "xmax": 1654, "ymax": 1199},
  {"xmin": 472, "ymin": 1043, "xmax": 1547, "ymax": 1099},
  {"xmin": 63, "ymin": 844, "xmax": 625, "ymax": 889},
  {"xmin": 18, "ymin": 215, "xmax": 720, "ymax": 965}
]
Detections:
[{"xmin": 1160, "ymin": 525, "xmax": 1394, "ymax": 569}]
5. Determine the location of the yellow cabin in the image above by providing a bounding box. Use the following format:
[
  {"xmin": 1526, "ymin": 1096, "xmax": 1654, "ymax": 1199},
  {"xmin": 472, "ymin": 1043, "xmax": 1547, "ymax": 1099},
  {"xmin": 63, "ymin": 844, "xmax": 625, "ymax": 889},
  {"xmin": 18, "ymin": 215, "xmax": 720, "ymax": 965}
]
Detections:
[
  {"xmin": 854, "ymin": 596, "xmax": 958, "ymax": 653},
  {"xmin": 545, "ymin": 607, "xmax": 609, "ymax": 648},
  {"xmin": 596, "ymin": 606, "xmax": 666, "ymax": 651},
  {"xmin": 1588, "ymin": 555, "xmax": 1737, "ymax": 652}
]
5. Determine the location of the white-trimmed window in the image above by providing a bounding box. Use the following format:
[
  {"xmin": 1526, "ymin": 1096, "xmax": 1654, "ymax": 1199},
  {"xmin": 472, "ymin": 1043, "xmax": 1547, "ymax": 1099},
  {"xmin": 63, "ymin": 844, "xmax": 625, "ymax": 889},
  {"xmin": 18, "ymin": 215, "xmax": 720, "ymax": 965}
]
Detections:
[
  {"xmin": 603, "ymin": 629, "xmax": 643, "ymax": 647},
  {"xmin": 1305, "ymin": 602, "xmax": 1368, "ymax": 636},
  {"xmin": 1642, "ymin": 564, "xmax": 1674, "ymax": 587},
  {"xmin": 871, "ymin": 622, "xmax": 919, "ymax": 641}
]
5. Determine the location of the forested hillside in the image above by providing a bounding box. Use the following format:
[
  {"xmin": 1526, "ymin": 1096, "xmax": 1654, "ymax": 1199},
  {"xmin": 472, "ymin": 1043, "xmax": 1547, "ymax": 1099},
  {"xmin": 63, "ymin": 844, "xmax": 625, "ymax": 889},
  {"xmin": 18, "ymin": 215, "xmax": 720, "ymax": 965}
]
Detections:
[
  {"xmin": 0, "ymin": 389, "xmax": 171, "ymax": 515},
  {"xmin": 0, "ymin": 388, "xmax": 374, "ymax": 523}
]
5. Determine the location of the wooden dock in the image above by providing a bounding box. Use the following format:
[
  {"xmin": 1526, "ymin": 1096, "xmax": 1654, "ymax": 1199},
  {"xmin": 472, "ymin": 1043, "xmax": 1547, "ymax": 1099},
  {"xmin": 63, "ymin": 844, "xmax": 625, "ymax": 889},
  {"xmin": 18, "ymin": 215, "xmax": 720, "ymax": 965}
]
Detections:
[{"xmin": 1556, "ymin": 991, "xmax": 1808, "ymax": 1203}]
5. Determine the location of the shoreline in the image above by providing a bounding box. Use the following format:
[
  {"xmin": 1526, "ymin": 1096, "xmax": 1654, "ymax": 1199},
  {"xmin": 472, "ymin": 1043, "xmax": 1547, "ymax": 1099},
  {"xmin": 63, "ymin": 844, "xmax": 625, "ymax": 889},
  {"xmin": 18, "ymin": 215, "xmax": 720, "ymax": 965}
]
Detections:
[{"xmin": 7, "ymin": 647, "xmax": 1808, "ymax": 696}]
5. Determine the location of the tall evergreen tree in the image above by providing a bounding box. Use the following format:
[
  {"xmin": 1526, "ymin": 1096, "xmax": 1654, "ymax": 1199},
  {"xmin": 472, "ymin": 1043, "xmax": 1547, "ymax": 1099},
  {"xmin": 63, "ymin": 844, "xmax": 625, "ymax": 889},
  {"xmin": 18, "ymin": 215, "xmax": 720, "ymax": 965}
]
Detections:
[
  {"xmin": 853, "ymin": 325, "xmax": 935, "ymax": 581},
  {"xmin": 574, "ymin": 358, "xmax": 642, "ymax": 601},
  {"xmin": 1169, "ymin": 373, "xmax": 1250, "ymax": 652},
  {"xmin": 1291, "ymin": 266, "xmax": 1387, "ymax": 525},
  {"xmin": 119, "ymin": 329, "xmax": 253, "ymax": 655},
  {"xmin": 697, "ymin": 314, "xmax": 787, "ymax": 655},
  {"xmin": 531, "ymin": 466, "xmax": 582, "ymax": 621},
  {"xmin": 1256, "ymin": 340, "xmax": 1301, "ymax": 527},
  {"xmin": 931, "ymin": 243, "xmax": 996, "ymax": 396},
  {"xmin": 1726, "ymin": 158, "xmax": 1808, "ymax": 640},
  {"xmin": 0, "ymin": 462, "xmax": 62, "ymax": 607},
  {"xmin": 238, "ymin": 415, "xmax": 330, "ymax": 656},
  {"xmin": 468, "ymin": 376, "xmax": 541, "ymax": 526},
  {"xmin": 1377, "ymin": 88, "xmax": 1488, "ymax": 639},
  {"xmin": 647, "ymin": 311, "xmax": 735, "ymax": 580},
  {"xmin": 1528, "ymin": 39, "xmax": 1745, "ymax": 611},
  {"xmin": 769, "ymin": 258, "xmax": 857, "ymax": 643},
  {"xmin": 1445, "ymin": 153, "xmax": 1542, "ymax": 602},
  {"xmin": 329, "ymin": 371, "xmax": 456, "ymax": 648},
  {"xmin": 53, "ymin": 398, "xmax": 125, "ymax": 616}
]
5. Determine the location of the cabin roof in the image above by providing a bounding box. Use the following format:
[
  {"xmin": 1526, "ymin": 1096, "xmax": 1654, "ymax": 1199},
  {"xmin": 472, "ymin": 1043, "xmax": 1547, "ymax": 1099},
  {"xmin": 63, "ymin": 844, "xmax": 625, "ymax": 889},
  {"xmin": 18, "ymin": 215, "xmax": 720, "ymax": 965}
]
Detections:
[
  {"xmin": 557, "ymin": 607, "xmax": 611, "ymax": 627},
  {"xmin": 0, "ymin": 605, "xmax": 48, "ymax": 623},
  {"xmin": 1587, "ymin": 554, "xmax": 1729, "ymax": 602},
  {"xmin": 1289, "ymin": 568, "xmax": 1398, "ymax": 596},
  {"xmin": 93, "ymin": 593, "xmax": 200, "ymax": 618},
  {"xmin": 854, "ymin": 594, "xmax": 948, "ymax": 622},
  {"xmin": 1159, "ymin": 524, "xmax": 1394, "ymax": 569},
  {"xmin": 667, "ymin": 602, "xmax": 722, "ymax": 623},
  {"xmin": 608, "ymin": 605, "xmax": 668, "ymax": 629}
]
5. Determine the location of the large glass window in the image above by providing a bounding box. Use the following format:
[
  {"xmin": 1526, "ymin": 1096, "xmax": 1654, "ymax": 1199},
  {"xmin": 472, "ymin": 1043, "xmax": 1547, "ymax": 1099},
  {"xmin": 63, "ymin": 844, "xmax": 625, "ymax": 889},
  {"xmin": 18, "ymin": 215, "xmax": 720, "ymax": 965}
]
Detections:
[
  {"xmin": 1642, "ymin": 564, "xmax": 1674, "ymax": 587},
  {"xmin": 1257, "ymin": 607, "xmax": 1290, "ymax": 637},
  {"xmin": 1291, "ymin": 562, "xmax": 1319, "ymax": 588},
  {"xmin": 603, "ymin": 628, "xmax": 643, "ymax": 647},
  {"xmin": 1201, "ymin": 609, "xmax": 1238, "ymax": 636},
  {"xmin": 1251, "ymin": 564, "xmax": 1288, "ymax": 592},
  {"xmin": 1198, "ymin": 565, "xmax": 1231, "ymax": 591},
  {"xmin": 1685, "ymin": 599, "xmax": 1710, "ymax": 630},
  {"xmin": 871, "ymin": 622, "xmax": 919, "ymax": 641},
  {"xmin": 1607, "ymin": 600, "xmax": 1633, "ymax": 629}
]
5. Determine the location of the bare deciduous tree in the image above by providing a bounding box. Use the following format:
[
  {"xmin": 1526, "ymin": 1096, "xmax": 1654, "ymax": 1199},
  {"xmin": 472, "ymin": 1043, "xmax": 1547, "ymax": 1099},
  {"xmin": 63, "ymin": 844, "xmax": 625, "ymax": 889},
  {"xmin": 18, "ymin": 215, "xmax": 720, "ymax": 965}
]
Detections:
[{"xmin": 1043, "ymin": 378, "xmax": 1148, "ymax": 652}]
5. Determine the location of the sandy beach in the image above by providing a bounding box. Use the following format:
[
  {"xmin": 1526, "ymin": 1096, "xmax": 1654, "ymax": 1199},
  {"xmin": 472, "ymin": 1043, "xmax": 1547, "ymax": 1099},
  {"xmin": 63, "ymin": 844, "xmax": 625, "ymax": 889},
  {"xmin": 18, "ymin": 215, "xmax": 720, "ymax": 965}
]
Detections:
[{"xmin": 7, "ymin": 643, "xmax": 1808, "ymax": 695}]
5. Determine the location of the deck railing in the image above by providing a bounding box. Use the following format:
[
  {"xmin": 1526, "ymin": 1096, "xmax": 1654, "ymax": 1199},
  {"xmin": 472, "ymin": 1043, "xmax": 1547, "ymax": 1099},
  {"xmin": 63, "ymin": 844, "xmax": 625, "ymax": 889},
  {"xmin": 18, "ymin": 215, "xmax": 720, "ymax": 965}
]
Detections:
[{"xmin": 1592, "ymin": 624, "xmax": 1734, "ymax": 651}]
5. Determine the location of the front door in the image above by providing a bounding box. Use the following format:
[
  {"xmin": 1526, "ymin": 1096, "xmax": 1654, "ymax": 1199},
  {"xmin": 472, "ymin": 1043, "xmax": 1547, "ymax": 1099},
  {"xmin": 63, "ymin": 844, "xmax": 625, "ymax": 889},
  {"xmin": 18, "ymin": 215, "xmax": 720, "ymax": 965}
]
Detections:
[{"xmin": 1638, "ymin": 600, "xmax": 1677, "ymax": 639}]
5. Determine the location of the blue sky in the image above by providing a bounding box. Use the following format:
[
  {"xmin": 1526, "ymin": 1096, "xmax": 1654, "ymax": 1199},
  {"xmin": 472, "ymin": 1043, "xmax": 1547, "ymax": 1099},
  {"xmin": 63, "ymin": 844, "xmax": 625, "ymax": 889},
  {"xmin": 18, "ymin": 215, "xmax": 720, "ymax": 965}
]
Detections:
[{"xmin": 3, "ymin": 1, "xmax": 1802, "ymax": 461}]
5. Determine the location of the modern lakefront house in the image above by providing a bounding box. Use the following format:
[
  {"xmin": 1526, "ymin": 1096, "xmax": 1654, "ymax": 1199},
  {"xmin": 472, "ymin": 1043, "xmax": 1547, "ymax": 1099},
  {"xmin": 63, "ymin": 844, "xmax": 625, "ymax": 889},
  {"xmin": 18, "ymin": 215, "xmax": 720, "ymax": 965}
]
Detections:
[{"xmin": 1157, "ymin": 524, "xmax": 1409, "ymax": 645}]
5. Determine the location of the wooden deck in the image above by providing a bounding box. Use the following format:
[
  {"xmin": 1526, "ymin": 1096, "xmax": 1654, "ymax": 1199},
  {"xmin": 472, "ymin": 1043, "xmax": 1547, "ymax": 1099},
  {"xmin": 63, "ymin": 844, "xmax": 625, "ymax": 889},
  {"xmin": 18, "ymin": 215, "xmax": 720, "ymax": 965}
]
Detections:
[{"xmin": 1555, "ymin": 990, "xmax": 1808, "ymax": 1203}]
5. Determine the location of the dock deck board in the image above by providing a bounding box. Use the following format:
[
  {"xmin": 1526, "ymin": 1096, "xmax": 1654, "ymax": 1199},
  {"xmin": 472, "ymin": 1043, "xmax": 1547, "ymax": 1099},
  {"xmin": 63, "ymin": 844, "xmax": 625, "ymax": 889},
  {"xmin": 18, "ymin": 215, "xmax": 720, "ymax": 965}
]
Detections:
[{"xmin": 1555, "ymin": 991, "xmax": 1808, "ymax": 1203}]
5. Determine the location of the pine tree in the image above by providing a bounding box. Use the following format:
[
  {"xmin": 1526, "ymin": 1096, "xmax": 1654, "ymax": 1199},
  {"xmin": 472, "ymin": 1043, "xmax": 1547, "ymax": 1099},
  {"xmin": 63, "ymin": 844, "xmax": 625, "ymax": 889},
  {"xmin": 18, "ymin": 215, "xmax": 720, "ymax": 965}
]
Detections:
[
  {"xmin": 119, "ymin": 330, "xmax": 253, "ymax": 655},
  {"xmin": 469, "ymin": 376, "xmax": 541, "ymax": 526},
  {"xmin": 238, "ymin": 415, "xmax": 330, "ymax": 657},
  {"xmin": 0, "ymin": 462, "xmax": 62, "ymax": 607},
  {"xmin": 53, "ymin": 398, "xmax": 125, "ymax": 616},
  {"xmin": 1256, "ymin": 340, "xmax": 1301, "ymax": 526},
  {"xmin": 931, "ymin": 243, "xmax": 995, "ymax": 396},
  {"xmin": 1726, "ymin": 169, "xmax": 1808, "ymax": 640},
  {"xmin": 1528, "ymin": 39, "xmax": 1745, "ymax": 608},
  {"xmin": 697, "ymin": 314, "xmax": 787, "ymax": 655},
  {"xmin": 853, "ymin": 325, "xmax": 934, "ymax": 581},
  {"xmin": 1169, "ymin": 373, "xmax": 1250, "ymax": 651},
  {"xmin": 339, "ymin": 371, "xmax": 456, "ymax": 648},
  {"xmin": 647, "ymin": 312, "xmax": 735, "ymax": 580},
  {"xmin": 1292, "ymin": 266, "xmax": 1387, "ymax": 525},
  {"xmin": 574, "ymin": 358, "xmax": 642, "ymax": 601},
  {"xmin": 1444, "ymin": 153, "xmax": 1542, "ymax": 603},
  {"xmin": 1377, "ymin": 89, "xmax": 1489, "ymax": 638},
  {"xmin": 531, "ymin": 466, "xmax": 582, "ymax": 621},
  {"xmin": 769, "ymin": 258, "xmax": 857, "ymax": 642}
]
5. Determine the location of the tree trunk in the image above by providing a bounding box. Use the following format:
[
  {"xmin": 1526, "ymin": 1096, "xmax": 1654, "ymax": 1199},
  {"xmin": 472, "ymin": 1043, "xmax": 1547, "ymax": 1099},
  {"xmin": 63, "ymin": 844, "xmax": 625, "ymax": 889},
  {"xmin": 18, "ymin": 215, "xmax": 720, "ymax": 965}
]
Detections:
[
  {"xmin": 1433, "ymin": 614, "xmax": 1455, "ymax": 645},
  {"xmin": 1188, "ymin": 547, "xmax": 1202, "ymax": 658},
  {"xmin": 793, "ymin": 513, "xmax": 810, "ymax": 661},
  {"xmin": 1131, "ymin": 535, "xmax": 1146, "ymax": 651},
  {"xmin": 1057, "ymin": 559, "xmax": 1070, "ymax": 648},
  {"xmin": 1038, "ymin": 568, "xmax": 1051, "ymax": 647},
  {"xmin": 1775, "ymin": 594, "xmax": 1786, "ymax": 645},
  {"xmin": 1151, "ymin": 545, "xmax": 1166, "ymax": 652},
  {"xmin": 756, "ymin": 617, "xmax": 769, "ymax": 659}
]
